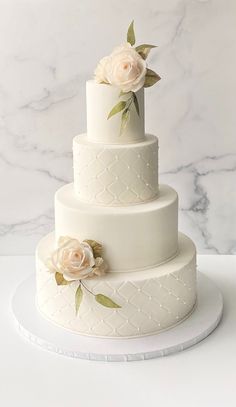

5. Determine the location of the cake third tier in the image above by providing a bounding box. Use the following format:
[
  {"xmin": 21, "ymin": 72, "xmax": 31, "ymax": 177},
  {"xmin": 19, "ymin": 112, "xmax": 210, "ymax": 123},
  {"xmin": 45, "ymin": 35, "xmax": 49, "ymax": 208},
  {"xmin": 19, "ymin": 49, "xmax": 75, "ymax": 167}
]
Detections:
[
  {"xmin": 55, "ymin": 183, "xmax": 178, "ymax": 272},
  {"xmin": 73, "ymin": 134, "xmax": 159, "ymax": 206}
]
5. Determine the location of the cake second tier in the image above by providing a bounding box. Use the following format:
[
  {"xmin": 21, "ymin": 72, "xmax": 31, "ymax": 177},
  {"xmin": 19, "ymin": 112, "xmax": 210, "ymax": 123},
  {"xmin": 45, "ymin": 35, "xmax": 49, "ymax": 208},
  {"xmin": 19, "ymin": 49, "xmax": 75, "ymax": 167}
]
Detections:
[
  {"xmin": 55, "ymin": 183, "xmax": 178, "ymax": 272},
  {"xmin": 73, "ymin": 134, "xmax": 159, "ymax": 206}
]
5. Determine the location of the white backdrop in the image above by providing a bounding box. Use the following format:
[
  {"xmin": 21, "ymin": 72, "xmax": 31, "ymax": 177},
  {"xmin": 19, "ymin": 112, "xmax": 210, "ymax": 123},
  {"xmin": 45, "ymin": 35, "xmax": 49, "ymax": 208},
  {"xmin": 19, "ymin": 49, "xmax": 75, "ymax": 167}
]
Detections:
[{"xmin": 0, "ymin": 0, "xmax": 235, "ymax": 255}]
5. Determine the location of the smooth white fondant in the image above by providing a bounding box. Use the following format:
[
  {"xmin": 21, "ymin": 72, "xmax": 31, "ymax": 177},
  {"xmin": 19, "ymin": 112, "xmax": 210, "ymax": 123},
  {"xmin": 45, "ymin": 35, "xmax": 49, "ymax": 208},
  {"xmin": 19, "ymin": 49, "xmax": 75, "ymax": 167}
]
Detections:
[
  {"xmin": 13, "ymin": 272, "xmax": 222, "ymax": 361},
  {"xmin": 36, "ymin": 232, "xmax": 196, "ymax": 338},
  {"xmin": 55, "ymin": 183, "xmax": 178, "ymax": 272},
  {"xmin": 86, "ymin": 80, "xmax": 145, "ymax": 144},
  {"xmin": 73, "ymin": 134, "xmax": 159, "ymax": 206}
]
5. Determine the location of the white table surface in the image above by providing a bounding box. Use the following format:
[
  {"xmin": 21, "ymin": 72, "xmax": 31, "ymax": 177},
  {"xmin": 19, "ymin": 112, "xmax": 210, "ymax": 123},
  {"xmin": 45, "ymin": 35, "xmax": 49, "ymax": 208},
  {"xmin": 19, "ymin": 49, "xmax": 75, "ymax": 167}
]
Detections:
[{"xmin": 0, "ymin": 255, "xmax": 235, "ymax": 407}]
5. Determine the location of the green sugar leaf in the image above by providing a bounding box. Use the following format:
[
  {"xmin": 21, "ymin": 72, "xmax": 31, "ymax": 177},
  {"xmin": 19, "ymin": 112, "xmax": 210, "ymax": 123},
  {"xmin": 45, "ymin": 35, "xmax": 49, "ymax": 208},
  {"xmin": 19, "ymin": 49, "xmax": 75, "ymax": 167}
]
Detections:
[
  {"xmin": 55, "ymin": 272, "xmax": 71, "ymax": 286},
  {"xmin": 132, "ymin": 92, "xmax": 140, "ymax": 116},
  {"xmin": 95, "ymin": 294, "xmax": 121, "ymax": 308},
  {"xmin": 120, "ymin": 108, "xmax": 130, "ymax": 136},
  {"xmin": 127, "ymin": 20, "xmax": 135, "ymax": 46},
  {"xmin": 84, "ymin": 239, "xmax": 102, "ymax": 258},
  {"xmin": 107, "ymin": 101, "xmax": 127, "ymax": 119},
  {"xmin": 144, "ymin": 68, "xmax": 161, "ymax": 88},
  {"xmin": 119, "ymin": 90, "xmax": 132, "ymax": 97},
  {"xmin": 135, "ymin": 44, "xmax": 157, "ymax": 60},
  {"xmin": 75, "ymin": 284, "xmax": 83, "ymax": 315}
]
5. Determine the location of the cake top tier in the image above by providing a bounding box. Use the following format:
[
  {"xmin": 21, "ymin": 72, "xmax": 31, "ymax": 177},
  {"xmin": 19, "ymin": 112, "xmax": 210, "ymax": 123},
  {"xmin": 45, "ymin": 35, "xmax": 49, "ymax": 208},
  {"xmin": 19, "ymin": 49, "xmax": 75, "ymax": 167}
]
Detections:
[
  {"xmin": 87, "ymin": 21, "xmax": 161, "ymax": 144},
  {"xmin": 86, "ymin": 80, "xmax": 145, "ymax": 144}
]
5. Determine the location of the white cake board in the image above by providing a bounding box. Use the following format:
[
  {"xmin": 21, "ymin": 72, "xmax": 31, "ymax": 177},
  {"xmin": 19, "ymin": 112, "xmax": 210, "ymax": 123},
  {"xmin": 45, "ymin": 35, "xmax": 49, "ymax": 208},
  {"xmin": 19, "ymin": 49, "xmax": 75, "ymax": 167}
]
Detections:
[{"xmin": 12, "ymin": 272, "xmax": 223, "ymax": 362}]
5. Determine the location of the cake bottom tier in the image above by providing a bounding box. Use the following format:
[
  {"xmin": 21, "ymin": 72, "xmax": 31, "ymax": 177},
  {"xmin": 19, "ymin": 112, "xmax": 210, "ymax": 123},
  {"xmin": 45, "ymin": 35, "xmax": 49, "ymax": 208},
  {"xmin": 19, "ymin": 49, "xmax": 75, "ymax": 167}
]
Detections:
[{"xmin": 36, "ymin": 232, "xmax": 197, "ymax": 338}]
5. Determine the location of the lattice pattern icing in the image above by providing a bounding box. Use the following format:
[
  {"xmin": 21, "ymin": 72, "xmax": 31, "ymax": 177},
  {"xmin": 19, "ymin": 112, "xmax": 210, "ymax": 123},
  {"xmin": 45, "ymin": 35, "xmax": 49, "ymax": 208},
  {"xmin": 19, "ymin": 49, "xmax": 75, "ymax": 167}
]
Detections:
[
  {"xmin": 73, "ymin": 134, "xmax": 159, "ymax": 206},
  {"xmin": 36, "ymin": 234, "xmax": 197, "ymax": 338}
]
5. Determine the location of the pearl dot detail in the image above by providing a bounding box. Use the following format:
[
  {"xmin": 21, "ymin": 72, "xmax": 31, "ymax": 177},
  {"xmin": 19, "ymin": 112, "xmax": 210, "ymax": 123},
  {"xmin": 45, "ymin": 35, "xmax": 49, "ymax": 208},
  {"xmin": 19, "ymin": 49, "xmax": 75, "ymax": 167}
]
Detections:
[{"xmin": 73, "ymin": 134, "xmax": 160, "ymax": 206}]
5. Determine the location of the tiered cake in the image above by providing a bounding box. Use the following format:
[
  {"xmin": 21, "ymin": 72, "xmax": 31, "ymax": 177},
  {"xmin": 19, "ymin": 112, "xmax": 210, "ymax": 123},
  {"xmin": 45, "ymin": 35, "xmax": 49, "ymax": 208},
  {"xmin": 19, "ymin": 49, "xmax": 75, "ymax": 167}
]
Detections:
[
  {"xmin": 36, "ymin": 23, "xmax": 197, "ymax": 338},
  {"xmin": 36, "ymin": 81, "xmax": 197, "ymax": 338}
]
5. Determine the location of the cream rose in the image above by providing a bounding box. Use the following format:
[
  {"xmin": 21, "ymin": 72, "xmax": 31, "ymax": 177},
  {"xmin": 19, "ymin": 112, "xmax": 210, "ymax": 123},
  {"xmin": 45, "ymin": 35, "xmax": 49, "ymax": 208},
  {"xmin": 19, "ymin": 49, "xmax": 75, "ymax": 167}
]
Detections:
[
  {"xmin": 47, "ymin": 236, "xmax": 98, "ymax": 280},
  {"xmin": 95, "ymin": 43, "xmax": 147, "ymax": 92}
]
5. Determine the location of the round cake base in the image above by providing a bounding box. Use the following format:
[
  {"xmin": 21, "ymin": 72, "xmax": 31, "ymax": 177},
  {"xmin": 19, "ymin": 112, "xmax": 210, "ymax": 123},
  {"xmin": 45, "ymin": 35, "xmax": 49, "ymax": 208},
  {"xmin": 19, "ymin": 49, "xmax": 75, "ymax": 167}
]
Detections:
[{"xmin": 12, "ymin": 272, "xmax": 223, "ymax": 362}]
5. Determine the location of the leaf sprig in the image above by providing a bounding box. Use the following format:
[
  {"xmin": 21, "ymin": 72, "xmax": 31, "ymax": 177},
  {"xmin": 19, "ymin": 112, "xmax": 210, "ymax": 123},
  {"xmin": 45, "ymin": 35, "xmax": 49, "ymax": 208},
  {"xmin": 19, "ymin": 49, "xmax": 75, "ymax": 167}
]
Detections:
[
  {"xmin": 76, "ymin": 282, "xmax": 121, "ymax": 314},
  {"xmin": 107, "ymin": 91, "xmax": 140, "ymax": 136},
  {"xmin": 55, "ymin": 271, "xmax": 121, "ymax": 314}
]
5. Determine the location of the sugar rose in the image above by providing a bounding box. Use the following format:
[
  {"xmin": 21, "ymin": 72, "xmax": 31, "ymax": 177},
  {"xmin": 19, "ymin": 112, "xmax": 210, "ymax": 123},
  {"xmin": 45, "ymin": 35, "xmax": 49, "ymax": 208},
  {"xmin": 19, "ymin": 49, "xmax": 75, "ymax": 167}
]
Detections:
[
  {"xmin": 95, "ymin": 43, "xmax": 147, "ymax": 92},
  {"xmin": 47, "ymin": 236, "xmax": 97, "ymax": 280}
]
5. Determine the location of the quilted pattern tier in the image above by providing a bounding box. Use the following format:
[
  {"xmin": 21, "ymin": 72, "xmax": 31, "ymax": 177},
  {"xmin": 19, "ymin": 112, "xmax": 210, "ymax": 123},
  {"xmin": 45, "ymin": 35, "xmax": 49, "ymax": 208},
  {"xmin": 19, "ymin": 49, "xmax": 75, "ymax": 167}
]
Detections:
[
  {"xmin": 36, "ymin": 232, "xmax": 197, "ymax": 338},
  {"xmin": 73, "ymin": 134, "xmax": 159, "ymax": 206}
]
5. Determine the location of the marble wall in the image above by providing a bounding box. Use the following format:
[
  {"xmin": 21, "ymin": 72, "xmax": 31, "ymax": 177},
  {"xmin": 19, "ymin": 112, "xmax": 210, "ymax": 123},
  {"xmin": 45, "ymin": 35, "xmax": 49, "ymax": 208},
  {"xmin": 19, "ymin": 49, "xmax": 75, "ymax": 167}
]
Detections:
[{"xmin": 0, "ymin": 0, "xmax": 235, "ymax": 255}]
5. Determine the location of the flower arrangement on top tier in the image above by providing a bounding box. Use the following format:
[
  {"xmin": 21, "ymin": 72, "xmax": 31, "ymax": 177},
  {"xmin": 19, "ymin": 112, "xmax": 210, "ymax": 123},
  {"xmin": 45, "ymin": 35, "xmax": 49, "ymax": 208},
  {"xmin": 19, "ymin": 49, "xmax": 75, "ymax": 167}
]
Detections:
[
  {"xmin": 45, "ymin": 236, "xmax": 121, "ymax": 315},
  {"xmin": 94, "ymin": 20, "xmax": 161, "ymax": 135}
]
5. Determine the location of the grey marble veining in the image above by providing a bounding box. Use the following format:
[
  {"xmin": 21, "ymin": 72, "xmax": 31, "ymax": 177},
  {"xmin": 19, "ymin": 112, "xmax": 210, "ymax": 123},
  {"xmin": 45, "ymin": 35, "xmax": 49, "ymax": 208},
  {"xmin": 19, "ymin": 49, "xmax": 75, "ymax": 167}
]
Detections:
[{"xmin": 0, "ymin": 0, "xmax": 235, "ymax": 254}]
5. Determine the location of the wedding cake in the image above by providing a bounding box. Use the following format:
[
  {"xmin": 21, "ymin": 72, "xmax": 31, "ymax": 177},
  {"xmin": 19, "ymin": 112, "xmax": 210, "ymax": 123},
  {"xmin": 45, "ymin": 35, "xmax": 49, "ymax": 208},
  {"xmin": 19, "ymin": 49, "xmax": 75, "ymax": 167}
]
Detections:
[{"xmin": 36, "ymin": 22, "xmax": 197, "ymax": 338}]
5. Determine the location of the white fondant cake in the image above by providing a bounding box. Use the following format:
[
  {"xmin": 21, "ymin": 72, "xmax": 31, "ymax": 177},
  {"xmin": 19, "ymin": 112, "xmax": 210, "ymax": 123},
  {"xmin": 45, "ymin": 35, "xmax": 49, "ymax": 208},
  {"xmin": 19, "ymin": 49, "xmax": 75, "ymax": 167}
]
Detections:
[{"xmin": 35, "ymin": 30, "xmax": 197, "ymax": 339}]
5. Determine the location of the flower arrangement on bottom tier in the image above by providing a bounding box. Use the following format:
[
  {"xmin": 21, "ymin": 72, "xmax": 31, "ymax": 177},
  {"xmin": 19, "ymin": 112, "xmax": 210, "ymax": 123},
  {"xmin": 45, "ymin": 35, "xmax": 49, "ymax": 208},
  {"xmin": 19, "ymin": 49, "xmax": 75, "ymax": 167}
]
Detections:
[{"xmin": 45, "ymin": 236, "xmax": 121, "ymax": 314}]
